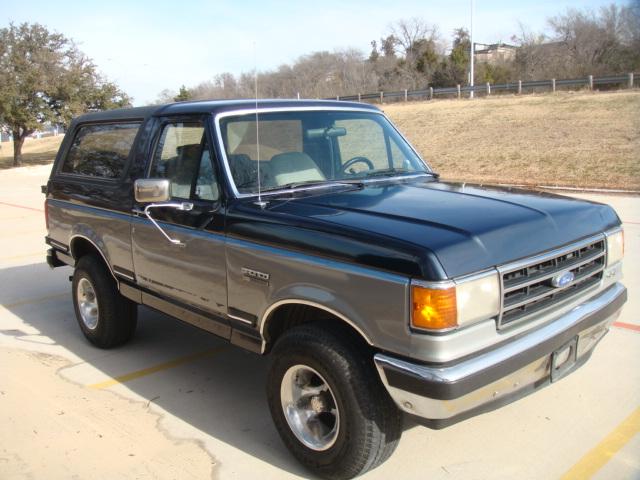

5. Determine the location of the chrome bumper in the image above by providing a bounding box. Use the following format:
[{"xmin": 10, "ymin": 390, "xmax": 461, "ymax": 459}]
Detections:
[{"xmin": 374, "ymin": 283, "xmax": 627, "ymax": 428}]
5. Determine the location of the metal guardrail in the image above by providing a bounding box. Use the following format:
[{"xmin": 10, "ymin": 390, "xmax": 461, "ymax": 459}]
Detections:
[{"xmin": 331, "ymin": 73, "xmax": 638, "ymax": 103}]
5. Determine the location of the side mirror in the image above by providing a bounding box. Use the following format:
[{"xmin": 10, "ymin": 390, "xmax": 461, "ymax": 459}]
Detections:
[{"xmin": 134, "ymin": 179, "xmax": 171, "ymax": 203}]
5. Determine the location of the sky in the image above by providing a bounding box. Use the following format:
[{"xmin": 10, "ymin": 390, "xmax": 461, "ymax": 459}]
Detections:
[{"xmin": 2, "ymin": 0, "xmax": 627, "ymax": 106}]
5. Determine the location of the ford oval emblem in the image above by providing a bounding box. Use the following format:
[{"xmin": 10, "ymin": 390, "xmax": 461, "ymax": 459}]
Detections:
[{"xmin": 551, "ymin": 270, "xmax": 575, "ymax": 288}]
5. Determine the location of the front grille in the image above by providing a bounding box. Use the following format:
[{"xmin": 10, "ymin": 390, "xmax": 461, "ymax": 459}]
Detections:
[{"xmin": 498, "ymin": 236, "xmax": 606, "ymax": 329}]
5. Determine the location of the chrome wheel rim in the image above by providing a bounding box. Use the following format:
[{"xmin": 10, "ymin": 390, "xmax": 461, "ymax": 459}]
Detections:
[
  {"xmin": 280, "ymin": 365, "xmax": 340, "ymax": 451},
  {"xmin": 77, "ymin": 277, "xmax": 99, "ymax": 330}
]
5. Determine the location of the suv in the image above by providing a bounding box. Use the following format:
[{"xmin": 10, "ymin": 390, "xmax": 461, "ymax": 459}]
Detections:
[{"xmin": 44, "ymin": 100, "xmax": 626, "ymax": 479}]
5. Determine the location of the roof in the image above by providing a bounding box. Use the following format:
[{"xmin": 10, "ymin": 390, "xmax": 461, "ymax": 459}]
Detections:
[{"xmin": 73, "ymin": 99, "xmax": 380, "ymax": 124}]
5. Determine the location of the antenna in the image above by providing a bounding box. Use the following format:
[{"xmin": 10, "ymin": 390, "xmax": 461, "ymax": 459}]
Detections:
[{"xmin": 254, "ymin": 42, "xmax": 267, "ymax": 208}]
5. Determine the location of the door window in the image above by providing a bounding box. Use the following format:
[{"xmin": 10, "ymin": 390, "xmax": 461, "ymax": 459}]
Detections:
[{"xmin": 149, "ymin": 121, "xmax": 219, "ymax": 201}]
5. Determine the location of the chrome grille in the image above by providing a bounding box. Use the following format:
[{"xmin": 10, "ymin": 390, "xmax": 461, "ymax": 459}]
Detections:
[{"xmin": 498, "ymin": 236, "xmax": 606, "ymax": 329}]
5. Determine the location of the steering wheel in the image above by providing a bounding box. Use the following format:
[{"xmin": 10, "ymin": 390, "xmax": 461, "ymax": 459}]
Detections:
[{"xmin": 341, "ymin": 156, "xmax": 375, "ymax": 174}]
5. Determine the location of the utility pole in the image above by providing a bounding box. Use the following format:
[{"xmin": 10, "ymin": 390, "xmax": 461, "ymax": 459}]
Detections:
[{"xmin": 470, "ymin": 0, "xmax": 475, "ymax": 99}]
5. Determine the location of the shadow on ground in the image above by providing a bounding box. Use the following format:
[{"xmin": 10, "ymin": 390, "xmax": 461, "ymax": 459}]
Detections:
[
  {"xmin": 0, "ymin": 153, "xmax": 55, "ymax": 169},
  {"xmin": 1, "ymin": 262, "xmax": 417, "ymax": 477}
]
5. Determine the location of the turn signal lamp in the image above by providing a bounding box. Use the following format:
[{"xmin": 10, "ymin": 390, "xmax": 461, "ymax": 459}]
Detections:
[
  {"xmin": 411, "ymin": 272, "xmax": 500, "ymax": 332},
  {"xmin": 411, "ymin": 285, "xmax": 457, "ymax": 331}
]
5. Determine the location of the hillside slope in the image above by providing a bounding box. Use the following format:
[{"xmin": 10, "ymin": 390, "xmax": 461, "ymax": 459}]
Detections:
[{"xmin": 384, "ymin": 90, "xmax": 640, "ymax": 190}]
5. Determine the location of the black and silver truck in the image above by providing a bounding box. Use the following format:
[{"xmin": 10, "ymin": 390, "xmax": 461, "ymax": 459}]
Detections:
[{"xmin": 44, "ymin": 99, "xmax": 627, "ymax": 479}]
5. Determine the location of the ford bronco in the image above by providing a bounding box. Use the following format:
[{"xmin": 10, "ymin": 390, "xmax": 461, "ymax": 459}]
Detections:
[{"xmin": 44, "ymin": 99, "xmax": 626, "ymax": 479}]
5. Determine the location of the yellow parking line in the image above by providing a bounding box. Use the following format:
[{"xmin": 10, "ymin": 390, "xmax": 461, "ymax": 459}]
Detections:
[
  {"xmin": 89, "ymin": 346, "xmax": 227, "ymax": 389},
  {"xmin": 1, "ymin": 292, "xmax": 68, "ymax": 309},
  {"xmin": 561, "ymin": 407, "xmax": 640, "ymax": 479}
]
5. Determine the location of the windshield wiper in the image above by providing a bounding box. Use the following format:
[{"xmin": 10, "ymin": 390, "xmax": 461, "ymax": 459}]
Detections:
[
  {"xmin": 261, "ymin": 179, "xmax": 362, "ymax": 193},
  {"xmin": 361, "ymin": 168, "xmax": 428, "ymax": 179}
]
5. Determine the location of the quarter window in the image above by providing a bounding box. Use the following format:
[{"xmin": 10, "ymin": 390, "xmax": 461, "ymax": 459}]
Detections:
[{"xmin": 61, "ymin": 123, "xmax": 140, "ymax": 178}]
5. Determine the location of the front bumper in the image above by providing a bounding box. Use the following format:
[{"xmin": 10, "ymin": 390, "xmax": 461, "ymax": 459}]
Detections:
[{"xmin": 374, "ymin": 283, "xmax": 627, "ymax": 428}]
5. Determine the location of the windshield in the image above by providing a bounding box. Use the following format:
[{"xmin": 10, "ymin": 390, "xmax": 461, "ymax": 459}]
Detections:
[{"xmin": 218, "ymin": 110, "xmax": 430, "ymax": 195}]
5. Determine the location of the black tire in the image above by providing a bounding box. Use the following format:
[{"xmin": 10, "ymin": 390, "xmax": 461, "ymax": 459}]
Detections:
[
  {"xmin": 72, "ymin": 254, "xmax": 137, "ymax": 348},
  {"xmin": 266, "ymin": 323, "xmax": 402, "ymax": 480}
]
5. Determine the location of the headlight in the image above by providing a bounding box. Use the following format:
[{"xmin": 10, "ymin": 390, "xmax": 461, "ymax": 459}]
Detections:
[
  {"xmin": 411, "ymin": 271, "xmax": 500, "ymax": 332},
  {"xmin": 606, "ymin": 229, "xmax": 624, "ymax": 266}
]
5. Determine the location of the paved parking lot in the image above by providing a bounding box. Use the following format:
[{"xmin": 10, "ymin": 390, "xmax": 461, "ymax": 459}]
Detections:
[{"xmin": 1, "ymin": 165, "xmax": 638, "ymax": 479}]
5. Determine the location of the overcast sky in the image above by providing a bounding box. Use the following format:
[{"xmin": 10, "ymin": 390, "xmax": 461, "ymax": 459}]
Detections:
[{"xmin": 2, "ymin": 0, "xmax": 626, "ymax": 105}]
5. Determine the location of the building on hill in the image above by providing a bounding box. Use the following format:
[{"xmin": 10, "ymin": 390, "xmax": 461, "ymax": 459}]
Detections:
[{"xmin": 474, "ymin": 43, "xmax": 517, "ymax": 64}]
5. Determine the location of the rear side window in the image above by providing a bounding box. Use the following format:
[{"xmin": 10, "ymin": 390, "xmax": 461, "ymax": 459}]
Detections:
[{"xmin": 61, "ymin": 123, "xmax": 140, "ymax": 178}]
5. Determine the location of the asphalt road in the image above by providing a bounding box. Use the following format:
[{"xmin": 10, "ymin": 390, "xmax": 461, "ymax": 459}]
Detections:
[{"xmin": 1, "ymin": 165, "xmax": 638, "ymax": 479}]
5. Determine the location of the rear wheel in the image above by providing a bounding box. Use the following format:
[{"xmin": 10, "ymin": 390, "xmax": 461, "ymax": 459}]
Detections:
[
  {"xmin": 267, "ymin": 324, "xmax": 402, "ymax": 480},
  {"xmin": 72, "ymin": 254, "xmax": 137, "ymax": 348}
]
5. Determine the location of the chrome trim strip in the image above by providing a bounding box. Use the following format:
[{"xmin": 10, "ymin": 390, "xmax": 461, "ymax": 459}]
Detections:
[
  {"xmin": 502, "ymin": 251, "xmax": 605, "ymax": 293},
  {"xmin": 48, "ymin": 239, "xmax": 69, "ymax": 252},
  {"xmin": 376, "ymin": 282, "xmax": 625, "ymax": 388},
  {"xmin": 259, "ymin": 299, "xmax": 374, "ymax": 353},
  {"xmin": 228, "ymin": 313, "xmax": 255, "ymax": 325},
  {"xmin": 113, "ymin": 268, "xmax": 135, "ymax": 281},
  {"xmin": 213, "ymin": 107, "xmax": 434, "ymax": 199}
]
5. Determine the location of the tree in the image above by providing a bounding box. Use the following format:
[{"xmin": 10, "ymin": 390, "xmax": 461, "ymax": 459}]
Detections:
[
  {"xmin": 0, "ymin": 23, "xmax": 130, "ymax": 166},
  {"xmin": 173, "ymin": 85, "xmax": 192, "ymax": 102},
  {"xmin": 449, "ymin": 28, "xmax": 471, "ymax": 84}
]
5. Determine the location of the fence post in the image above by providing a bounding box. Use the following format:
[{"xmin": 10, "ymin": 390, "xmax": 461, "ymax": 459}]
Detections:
[
  {"xmin": 486, "ymin": 82, "xmax": 490, "ymax": 95},
  {"xmin": 380, "ymin": 91, "xmax": 384, "ymax": 103},
  {"xmin": 518, "ymin": 80, "xmax": 522, "ymax": 94},
  {"xmin": 629, "ymin": 73, "xmax": 634, "ymax": 89},
  {"xmin": 297, "ymin": 92, "xmax": 300, "ymax": 100},
  {"xmin": 457, "ymin": 84, "xmax": 461, "ymax": 99},
  {"xmin": 551, "ymin": 78, "xmax": 556, "ymax": 93},
  {"xmin": 357, "ymin": 93, "xmax": 361, "ymax": 102},
  {"xmin": 588, "ymin": 75, "xmax": 593, "ymax": 90},
  {"xmin": 429, "ymin": 86, "xmax": 433, "ymax": 100},
  {"xmin": 404, "ymin": 89, "xmax": 408, "ymax": 102}
]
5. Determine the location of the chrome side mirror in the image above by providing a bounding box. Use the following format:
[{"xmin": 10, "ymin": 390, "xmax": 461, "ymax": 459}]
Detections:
[
  {"xmin": 133, "ymin": 179, "xmax": 193, "ymax": 246},
  {"xmin": 134, "ymin": 179, "xmax": 171, "ymax": 203}
]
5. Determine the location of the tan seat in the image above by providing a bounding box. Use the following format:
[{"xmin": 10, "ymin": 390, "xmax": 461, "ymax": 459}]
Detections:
[{"xmin": 270, "ymin": 152, "xmax": 325, "ymax": 186}]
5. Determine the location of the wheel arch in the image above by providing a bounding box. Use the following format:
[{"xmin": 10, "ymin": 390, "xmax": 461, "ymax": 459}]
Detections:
[
  {"xmin": 69, "ymin": 234, "xmax": 118, "ymax": 283},
  {"xmin": 260, "ymin": 299, "xmax": 374, "ymax": 354}
]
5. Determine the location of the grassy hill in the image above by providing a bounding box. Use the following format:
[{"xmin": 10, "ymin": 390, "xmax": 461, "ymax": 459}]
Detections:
[
  {"xmin": 384, "ymin": 90, "xmax": 640, "ymax": 191},
  {"xmin": 2, "ymin": 90, "xmax": 638, "ymax": 190},
  {"xmin": 0, "ymin": 136, "xmax": 63, "ymax": 169}
]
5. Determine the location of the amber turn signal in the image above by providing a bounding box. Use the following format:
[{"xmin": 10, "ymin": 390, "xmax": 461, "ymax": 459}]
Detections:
[{"xmin": 411, "ymin": 285, "xmax": 457, "ymax": 330}]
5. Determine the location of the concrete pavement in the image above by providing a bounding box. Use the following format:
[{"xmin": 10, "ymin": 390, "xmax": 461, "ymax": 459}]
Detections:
[{"xmin": 1, "ymin": 165, "xmax": 638, "ymax": 479}]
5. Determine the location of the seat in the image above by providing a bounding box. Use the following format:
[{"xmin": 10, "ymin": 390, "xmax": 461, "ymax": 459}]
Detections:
[{"xmin": 270, "ymin": 152, "xmax": 325, "ymax": 186}]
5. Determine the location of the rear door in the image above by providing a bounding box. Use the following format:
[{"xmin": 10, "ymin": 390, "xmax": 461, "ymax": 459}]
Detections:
[{"xmin": 131, "ymin": 116, "xmax": 228, "ymax": 321}]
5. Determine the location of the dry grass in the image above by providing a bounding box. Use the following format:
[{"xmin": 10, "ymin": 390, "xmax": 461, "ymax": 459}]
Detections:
[
  {"xmin": 0, "ymin": 136, "xmax": 63, "ymax": 169},
  {"xmin": 384, "ymin": 89, "xmax": 640, "ymax": 190},
  {"xmin": 1, "ymin": 90, "xmax": 638, "ymax": 189}
]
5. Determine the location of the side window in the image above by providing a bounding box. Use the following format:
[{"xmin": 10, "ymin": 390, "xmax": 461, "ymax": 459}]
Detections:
[
  {"xmin": 61, "ymin": 123, "xmax": 140, "ymax": 178},
  {"xmin": 149, "ymin": 121, "xmax": 219, "ymax": 201}
]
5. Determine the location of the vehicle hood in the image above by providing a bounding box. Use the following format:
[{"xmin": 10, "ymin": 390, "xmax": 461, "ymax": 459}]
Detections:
[{"xmin": 266, "ymin": 179, "xmax": 620, "ymax": 279}]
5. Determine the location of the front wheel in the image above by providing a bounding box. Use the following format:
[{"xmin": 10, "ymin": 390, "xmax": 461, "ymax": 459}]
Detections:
[{"xmin": 266, "ymin": 324, "xmax": 401, "ymax": 480}]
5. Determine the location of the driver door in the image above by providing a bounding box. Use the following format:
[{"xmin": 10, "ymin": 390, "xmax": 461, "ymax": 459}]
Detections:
[{"xmin": 131, "ymin": 116, "xmax": 228, "ymax": 324}]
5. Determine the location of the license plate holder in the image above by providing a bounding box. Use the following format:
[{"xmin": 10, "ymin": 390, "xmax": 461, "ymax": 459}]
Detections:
[{"xmin": 550, "ymin": 336, "xmax": 578, "ymax": 382}]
